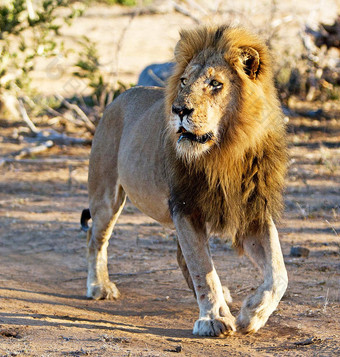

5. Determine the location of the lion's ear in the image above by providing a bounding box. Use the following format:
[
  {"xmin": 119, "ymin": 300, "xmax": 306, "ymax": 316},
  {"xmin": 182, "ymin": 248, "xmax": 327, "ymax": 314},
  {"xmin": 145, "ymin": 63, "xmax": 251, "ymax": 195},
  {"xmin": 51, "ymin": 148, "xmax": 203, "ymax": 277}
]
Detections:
[{"xmin": 239, "ymin": 47, "xmax": 260, "ymax": 80}]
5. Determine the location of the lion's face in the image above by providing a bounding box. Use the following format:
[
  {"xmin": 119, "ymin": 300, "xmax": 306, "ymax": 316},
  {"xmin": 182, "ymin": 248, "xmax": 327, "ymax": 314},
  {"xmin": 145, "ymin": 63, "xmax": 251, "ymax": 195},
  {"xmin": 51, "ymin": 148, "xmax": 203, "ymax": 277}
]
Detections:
[{"xmin": 169, "ymin": 51, "xmax": 237, "ymax": 161}]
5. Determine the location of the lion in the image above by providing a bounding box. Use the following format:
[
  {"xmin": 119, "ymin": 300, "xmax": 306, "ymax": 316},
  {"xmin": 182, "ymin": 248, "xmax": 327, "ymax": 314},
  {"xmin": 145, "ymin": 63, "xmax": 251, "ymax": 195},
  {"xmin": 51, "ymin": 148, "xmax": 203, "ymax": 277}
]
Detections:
[{"xmin": 81, "ymin": 24, "xmax": 288, "ymax": 337}]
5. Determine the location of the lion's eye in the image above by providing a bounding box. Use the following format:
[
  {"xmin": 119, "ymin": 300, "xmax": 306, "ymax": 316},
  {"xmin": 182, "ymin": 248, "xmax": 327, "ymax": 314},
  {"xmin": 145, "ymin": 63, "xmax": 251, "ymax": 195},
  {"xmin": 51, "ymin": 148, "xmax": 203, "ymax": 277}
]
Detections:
[
  {"xmin": 210, "ymin": 80, "xmax": 222, "ymax": 88},
  {"xmin": 180, "ymin": 78, "xmax": 188, "ymax": 87}
]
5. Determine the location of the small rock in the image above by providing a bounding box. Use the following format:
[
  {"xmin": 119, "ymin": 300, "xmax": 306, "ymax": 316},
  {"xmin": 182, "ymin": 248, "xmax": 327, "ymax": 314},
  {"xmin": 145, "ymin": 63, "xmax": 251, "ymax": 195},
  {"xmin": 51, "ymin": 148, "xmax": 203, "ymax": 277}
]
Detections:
[
  {"xmin": 305, "ymin": 109, "xmax": 323, "ymax": 118},
  {"xmin": 165, "ymin": 345, "xmax": 182, "ymax": 353},
  {"xmin": 101, "ymin": 335, "xmax": 130, "ymax": 344},
  {"xmin": 293, "ymin": 336, "xmax": 322, "ymax": 346},
  {"xmin": 290, "ymin": 246, "xmax": 310, "ymax": 258},
  {"xmin": 0, "ymin": 328, "xmax": 22, "ymax": 339}
]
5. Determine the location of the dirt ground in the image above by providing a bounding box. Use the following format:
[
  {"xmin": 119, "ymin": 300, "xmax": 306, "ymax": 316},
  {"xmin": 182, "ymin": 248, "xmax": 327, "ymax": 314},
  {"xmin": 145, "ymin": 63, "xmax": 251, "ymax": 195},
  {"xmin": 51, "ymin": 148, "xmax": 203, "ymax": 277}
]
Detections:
[
  {"xmin": 1, "ymin": 2, "xmax": 340, "ymax": 357},
  {"xmin": 1, "ymin": 111, "xmax": 339, "ymax": 357}
]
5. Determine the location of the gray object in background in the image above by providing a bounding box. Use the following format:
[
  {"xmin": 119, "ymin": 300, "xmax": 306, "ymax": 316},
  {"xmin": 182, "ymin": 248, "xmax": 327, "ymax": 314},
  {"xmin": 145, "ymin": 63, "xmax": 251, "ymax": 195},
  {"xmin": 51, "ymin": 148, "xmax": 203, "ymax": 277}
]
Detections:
[{"xmin": 137, "ymin": 62, "xmax": 175, "ymax": 87}]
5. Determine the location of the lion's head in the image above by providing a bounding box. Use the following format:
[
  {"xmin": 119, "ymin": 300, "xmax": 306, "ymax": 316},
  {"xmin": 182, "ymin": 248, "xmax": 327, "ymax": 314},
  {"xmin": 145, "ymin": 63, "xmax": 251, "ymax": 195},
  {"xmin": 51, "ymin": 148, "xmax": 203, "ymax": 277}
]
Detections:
[{"xmin": 166, "ymin": 25, "xmax": 280, "ymax": 162}]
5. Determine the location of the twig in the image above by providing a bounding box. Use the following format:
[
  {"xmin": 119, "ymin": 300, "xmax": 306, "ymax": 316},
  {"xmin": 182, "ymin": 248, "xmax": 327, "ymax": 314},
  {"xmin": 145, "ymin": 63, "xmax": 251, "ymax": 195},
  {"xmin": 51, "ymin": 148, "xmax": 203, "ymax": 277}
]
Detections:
[
  {"xmin": 18, "ymin": 98, "xmax": 39, "ymax": 135},
  {"xmin": 43, "ymin": 104, "xmax": 64, "ymax": 118},
  {"xmin": 147, "ymin": 68, "xmax": 166, "ymax": 87},
  {"xmin": 56, "ymin": 94, "xmax": 96, "ymax": 134},
  {"xmin": 185, "ymin": 0, "xmax": 208, "ymax": 15},
  {"xmin": 323, "ymin": 288, "xmax": 329, "ymax": 312},
  {"xmin": 171, "ymin": 1, "xmax": 201, "ymax": 24},
  {"xmin": 110, "ymin": 12, "xmax": 137, "ymax": 101},
  {"xmin": 325, "ymin": 220, "xmax": 338, "ymax": 236},
  {"xmin": 235, "ymin": 285, "xmax": 254, "ymax": 295}
]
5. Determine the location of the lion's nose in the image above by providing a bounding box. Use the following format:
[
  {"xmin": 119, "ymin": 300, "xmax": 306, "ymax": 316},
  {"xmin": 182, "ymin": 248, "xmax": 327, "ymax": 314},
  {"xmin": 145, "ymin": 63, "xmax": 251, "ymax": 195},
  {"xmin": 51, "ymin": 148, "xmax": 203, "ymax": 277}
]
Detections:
[{"xmin": 171, "ymin": 105, "xmax": 194, "ymax": 121}]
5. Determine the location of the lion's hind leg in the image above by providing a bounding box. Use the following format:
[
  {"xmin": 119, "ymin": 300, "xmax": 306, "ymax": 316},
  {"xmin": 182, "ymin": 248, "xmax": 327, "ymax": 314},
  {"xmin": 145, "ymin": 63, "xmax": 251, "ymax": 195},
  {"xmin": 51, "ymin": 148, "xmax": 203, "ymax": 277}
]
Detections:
[
  {"xmin": 87, "ymin": 185, "xmax": 126, "ymax": 300},
  {"xmin": 176, "ymin": 240, "xmax": 195, "ymax": 295},
  {"xmin": 236, "ymin": 217, "xmax": 288, "ymax": 333}
]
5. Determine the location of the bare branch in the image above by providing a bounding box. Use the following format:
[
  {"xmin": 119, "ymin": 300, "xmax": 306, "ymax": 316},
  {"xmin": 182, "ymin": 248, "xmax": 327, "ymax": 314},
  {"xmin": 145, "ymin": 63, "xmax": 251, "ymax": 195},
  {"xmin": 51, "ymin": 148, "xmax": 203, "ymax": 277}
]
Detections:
[
  {"xmin": 18, "ymin": 98, "xmax": 40, "ymax": 135},
  {"xmin": 171, "ymin": 1, "xmax": 201, "ymax": 24},
  {"xmin": 13, "ymin": 140, "xmax": 54, "ymax": 159},
  {"xmin": 56, "ymin": 95, "xmax": 96, "ymax": 134},
  {"xmin": 0, "ymin": 140, "xmax": 55, "ymax": 166}
]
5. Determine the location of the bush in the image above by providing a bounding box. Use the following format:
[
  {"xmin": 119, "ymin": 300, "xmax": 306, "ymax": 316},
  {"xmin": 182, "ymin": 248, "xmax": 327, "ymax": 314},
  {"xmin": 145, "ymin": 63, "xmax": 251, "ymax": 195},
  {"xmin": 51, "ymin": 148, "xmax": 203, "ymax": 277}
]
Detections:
[
  {"xmin": 0, "ymin": 0, "xmax": 84, "ymax": 101},
  {"xmin": 73, "ymin": 35, "xmax": 130, "ymax": 116}
]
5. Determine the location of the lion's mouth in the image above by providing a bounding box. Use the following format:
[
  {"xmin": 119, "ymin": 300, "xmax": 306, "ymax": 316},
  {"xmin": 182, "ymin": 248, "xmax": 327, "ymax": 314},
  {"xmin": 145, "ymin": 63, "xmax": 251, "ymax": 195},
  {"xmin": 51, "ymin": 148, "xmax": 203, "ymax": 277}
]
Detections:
[{"xmin": 177, "ymin": 127, "xmax": 213, "ymax": 144}]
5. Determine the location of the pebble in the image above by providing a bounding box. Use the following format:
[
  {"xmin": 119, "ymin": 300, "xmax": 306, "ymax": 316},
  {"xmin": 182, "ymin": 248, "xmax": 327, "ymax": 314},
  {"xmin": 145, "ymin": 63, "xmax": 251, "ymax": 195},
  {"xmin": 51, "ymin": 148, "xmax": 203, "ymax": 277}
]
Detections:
[{"xmin": 290, "ymin": 246, "xmax": 310, "ymax": 258}]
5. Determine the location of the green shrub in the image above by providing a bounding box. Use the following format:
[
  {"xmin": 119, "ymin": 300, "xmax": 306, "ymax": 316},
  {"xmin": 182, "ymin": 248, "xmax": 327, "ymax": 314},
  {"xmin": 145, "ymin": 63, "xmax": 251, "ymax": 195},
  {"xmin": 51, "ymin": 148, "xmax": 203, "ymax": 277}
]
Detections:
[
  {"xmin": 73, "ymin": 35, "xmax": 130, "ymax": 110},
  {"xmin": 0, "ymin": 0, "xmax": 83, "ymax": 99}
]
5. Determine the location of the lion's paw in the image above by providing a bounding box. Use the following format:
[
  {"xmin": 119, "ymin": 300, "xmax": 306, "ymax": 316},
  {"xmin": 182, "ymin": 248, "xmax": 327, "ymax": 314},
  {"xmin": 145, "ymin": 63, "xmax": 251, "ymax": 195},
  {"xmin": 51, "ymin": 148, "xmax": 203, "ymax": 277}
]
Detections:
[
  {"xmin": 87, "ymin": 281, "xmax": 120, "ymax": 300},
  {"xmin": 236, "ymin": 308, "xmax": 268, "ymax": 334},
  {"xmin": 193, "ymin": 316, "xmax": 236, "ymax": 337},
  {"xmin": 236, "ymin": 290, "xmax": 277, "ymax": 334}
]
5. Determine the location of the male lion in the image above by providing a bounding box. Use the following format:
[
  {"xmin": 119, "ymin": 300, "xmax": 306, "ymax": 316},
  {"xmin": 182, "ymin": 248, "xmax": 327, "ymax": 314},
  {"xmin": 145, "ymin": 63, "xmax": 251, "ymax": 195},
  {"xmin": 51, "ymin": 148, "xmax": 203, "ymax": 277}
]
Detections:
[{"xmin": 81, "ymin": 25, "xmax": 288, "ymax": 337}]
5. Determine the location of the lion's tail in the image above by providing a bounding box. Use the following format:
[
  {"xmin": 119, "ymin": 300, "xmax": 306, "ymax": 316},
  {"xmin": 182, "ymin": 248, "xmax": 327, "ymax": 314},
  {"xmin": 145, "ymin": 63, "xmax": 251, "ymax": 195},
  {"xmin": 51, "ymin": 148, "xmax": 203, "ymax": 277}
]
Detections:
[{"xmin": 80, "ymin": 208, "xmax": 91, "ymax": 232}]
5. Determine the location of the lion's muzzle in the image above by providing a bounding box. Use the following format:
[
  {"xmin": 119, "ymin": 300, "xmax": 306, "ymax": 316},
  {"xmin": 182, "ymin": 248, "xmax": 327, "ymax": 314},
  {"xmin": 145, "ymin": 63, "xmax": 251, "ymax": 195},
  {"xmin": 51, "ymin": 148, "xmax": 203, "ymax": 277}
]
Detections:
[{"xmin": 177, "ymin": 127, "xmax": 213, "ymax": 144}]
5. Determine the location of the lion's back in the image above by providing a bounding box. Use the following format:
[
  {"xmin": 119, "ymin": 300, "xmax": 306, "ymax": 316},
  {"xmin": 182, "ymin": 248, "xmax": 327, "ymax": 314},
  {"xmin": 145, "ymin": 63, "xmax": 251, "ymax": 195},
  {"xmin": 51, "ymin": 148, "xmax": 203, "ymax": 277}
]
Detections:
[{"xmin": 89, "ymin": 86, "xmax": 167, "ymax": 194}]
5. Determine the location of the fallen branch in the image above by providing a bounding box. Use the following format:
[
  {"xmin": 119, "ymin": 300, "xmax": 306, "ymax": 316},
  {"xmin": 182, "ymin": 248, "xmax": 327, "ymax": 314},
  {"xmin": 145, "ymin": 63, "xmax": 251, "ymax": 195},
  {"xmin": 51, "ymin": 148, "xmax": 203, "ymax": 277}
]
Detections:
[
  {"xmin": 13, "ymin": 140, "xmax": 54, "ymax": 159},
  {"xmin": 31, "ymin": 130, "xmax": 91, "ymax": 146},
  {"xmin": 0, "ymin": 157, "xmax": 88, "ymax": 166},
  {"xmin": 18, "ymin": 97, "xmax": 91, "ymax": 145},
  {"xmin": 0, "ymin": 99, "xmax": 92, "ymax": 167},
  {"xmin": 0, "ymin": 141, "xmax": 54, "ymax": 167}
]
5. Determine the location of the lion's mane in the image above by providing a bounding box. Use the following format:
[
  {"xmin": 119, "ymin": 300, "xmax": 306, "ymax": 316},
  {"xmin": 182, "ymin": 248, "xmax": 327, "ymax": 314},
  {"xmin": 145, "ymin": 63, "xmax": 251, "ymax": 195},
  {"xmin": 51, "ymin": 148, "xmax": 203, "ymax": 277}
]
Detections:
[{"xmin": 165, "ymin": 25, "xmax": 287, "ymax": 249}]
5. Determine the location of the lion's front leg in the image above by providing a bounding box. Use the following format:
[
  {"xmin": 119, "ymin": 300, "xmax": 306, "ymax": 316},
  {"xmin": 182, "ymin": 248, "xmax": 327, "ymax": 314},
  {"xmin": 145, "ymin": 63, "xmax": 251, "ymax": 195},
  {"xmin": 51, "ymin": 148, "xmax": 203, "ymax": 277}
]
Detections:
[
  {"xmin": 237, "ymin": 217, "xmax": 288, "ymax": 333},
  {"xmin": 174, "ymin": 213, "xmax": 236, "ymax": 337}
]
